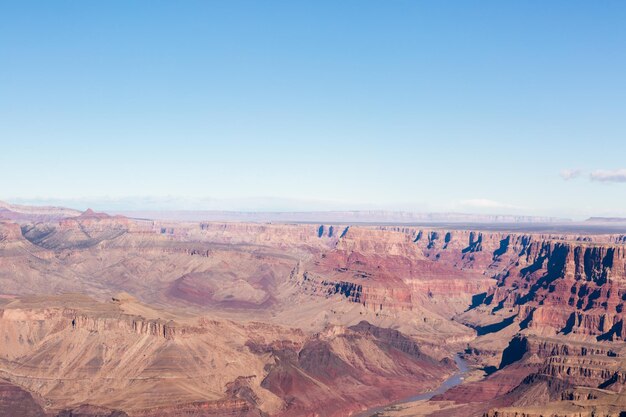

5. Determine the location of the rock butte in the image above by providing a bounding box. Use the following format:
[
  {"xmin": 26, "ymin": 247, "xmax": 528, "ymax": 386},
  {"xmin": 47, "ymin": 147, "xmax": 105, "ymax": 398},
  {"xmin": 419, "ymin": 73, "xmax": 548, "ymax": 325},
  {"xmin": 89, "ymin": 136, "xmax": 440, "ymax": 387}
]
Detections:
[{"xmin": 1, "ymin": 205, "xmax": 626, "ymax": 416}]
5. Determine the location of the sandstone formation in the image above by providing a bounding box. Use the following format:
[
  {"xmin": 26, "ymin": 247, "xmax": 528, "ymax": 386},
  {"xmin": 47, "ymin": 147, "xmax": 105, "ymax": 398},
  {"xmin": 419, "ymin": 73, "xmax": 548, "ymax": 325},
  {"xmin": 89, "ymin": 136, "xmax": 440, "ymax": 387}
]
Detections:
[{"xmin": 1, "ymin": 205, "xmax": 626, "ymax": 416}]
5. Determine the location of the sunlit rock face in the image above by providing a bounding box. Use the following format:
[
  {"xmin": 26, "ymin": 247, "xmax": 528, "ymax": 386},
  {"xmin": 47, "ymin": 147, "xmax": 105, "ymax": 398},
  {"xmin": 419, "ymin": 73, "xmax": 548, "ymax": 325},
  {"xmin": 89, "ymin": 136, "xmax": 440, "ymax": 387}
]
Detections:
[{"xmin": 3, "ymin": 207, "xmax": 626, "ymax": 417}]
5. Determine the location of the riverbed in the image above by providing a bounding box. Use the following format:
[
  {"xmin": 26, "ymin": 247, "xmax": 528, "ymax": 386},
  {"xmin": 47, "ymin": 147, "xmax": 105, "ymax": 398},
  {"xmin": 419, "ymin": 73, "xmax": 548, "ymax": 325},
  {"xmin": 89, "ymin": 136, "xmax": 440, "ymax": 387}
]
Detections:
[{"xmin": 352, "ymin": 354, "xmax": 469, "ymax": 417}]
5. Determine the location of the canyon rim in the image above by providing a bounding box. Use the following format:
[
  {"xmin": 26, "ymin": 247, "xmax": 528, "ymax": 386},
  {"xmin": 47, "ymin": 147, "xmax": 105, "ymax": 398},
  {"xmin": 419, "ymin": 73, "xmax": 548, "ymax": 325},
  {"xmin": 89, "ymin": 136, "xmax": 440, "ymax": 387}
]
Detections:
[{"xmin": 3, "ymin": 1, "xmax": 626, "ymax": 416}]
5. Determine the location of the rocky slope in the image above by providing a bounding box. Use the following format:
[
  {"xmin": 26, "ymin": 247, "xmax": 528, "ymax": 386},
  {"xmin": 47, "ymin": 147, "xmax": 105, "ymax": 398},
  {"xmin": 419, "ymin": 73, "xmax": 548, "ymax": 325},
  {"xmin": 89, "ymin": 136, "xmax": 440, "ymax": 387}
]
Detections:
[
  {"xmin": 0, "ymin": 295, "xmax": 454, "ymax": 417},
  {"xmin": 1, "ymin": 208, "xmax": 626, "ymax": 416},
  {"xmin": 291, "ymin": 227, "xmax": 494, "ymax": 335}
]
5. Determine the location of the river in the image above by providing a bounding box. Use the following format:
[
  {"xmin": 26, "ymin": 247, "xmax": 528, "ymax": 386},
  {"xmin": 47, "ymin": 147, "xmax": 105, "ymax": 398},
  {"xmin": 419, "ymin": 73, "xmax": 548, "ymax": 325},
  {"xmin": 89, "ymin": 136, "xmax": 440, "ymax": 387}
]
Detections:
[{"xmin": 352, "ymin": 354, "xmax": 469, "ymax": 417}]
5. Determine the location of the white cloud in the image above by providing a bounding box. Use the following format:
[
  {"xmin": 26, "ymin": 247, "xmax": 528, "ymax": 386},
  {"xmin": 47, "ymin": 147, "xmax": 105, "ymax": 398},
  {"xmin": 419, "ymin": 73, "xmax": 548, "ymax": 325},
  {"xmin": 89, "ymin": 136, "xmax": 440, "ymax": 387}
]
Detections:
[
  {"xmin": 459, "ymin": 199, "xmax": 517, "ymax": 209},
  {"xmin": 590, "ymin": 169, "xmax": 626, "ymax": 183},
  {"xmin": 560, "ymin": 168, "xmax": 582, "ymax": 180}
]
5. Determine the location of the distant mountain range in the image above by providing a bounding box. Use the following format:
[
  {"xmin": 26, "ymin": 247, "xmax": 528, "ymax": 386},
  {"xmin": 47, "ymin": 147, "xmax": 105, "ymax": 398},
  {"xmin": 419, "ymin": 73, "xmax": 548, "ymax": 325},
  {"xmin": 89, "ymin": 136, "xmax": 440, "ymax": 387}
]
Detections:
[
  {"xmin": 586, "ymin": 217, "xmax": 626, "ymax": 223},
  {"xmin": 112, "ymin": 209, "xmax": 570, "ymax": 224},
  {"xmin": 0, "ymin": 200, "xmax": 573, "ymax": 224},
  {"xmin": 0, "ymin": 200, "xmax": 81, "ymax": 222}
]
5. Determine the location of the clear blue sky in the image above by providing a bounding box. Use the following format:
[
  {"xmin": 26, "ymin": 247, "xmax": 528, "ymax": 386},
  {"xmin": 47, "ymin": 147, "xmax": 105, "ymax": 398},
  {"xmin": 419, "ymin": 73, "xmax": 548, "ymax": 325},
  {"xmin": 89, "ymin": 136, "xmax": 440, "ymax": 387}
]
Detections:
[{"xmin": 2, "ymin": 1, "xmax": 625, "ymax": 218}]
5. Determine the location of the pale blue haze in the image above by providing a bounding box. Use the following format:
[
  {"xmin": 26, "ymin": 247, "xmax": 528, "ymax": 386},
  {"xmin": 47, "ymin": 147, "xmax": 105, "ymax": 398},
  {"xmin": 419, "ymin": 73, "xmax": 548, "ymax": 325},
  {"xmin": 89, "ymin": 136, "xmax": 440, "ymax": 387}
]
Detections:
[{"xmin": 1, "ymin": 1, "xmax": 626, "ymax": 218}]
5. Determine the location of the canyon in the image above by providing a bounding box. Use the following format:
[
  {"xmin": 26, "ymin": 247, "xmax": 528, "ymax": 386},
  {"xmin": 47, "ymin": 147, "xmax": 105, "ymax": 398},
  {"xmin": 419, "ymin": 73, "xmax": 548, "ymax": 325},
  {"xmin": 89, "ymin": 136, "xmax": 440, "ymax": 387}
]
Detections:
[{"xmin": 1, "ymin": 201, "xmax": 626, "ymax": 416}]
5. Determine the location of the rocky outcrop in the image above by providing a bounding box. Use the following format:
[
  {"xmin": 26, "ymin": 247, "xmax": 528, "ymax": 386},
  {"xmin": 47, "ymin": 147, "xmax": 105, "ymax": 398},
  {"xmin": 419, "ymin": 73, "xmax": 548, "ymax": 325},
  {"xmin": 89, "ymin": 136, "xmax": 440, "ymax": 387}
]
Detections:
[
  {"xmin": 430, "ymin": 331, "xmax": 626, "ymax": 417},
  {"xmin": 196, "ymin": 222, "xmax": 340, "ymax": 249},
  {"xmin": 0, "ymin": 221, "xmax": 24, "ymax": 242},
  {"xmin": 485, "ymin": 408, "xmax": 625, "ymax": 417},
  {"xmin": 55, "ymin": 404, "xmax": 128, "ymax": 417},
  {"xmin": 480, "ymin": 241, "xmax": 626, "ymax": 339},
  {"xmin": 259, "ymin": 321, "xmax": 455, "ymax": 417},
  {"xmin": 500, "ymin": 335, "xmax": 619, "ymax": 366},
  {"xmin": 67, "ymin": 312, "xmax": 182, "ymax": 339},
  {"xmin": 130, "ymin": 399, "xmax": 264, "ymax": 417},
  {"xmin": 294, "ymin": 227, "xmax": 494, "ymax": 313},
  {"xmin": 299, "ymin": 272, "xmax": 364, "ymax": 303},
  {"xmin": 0, "ymin": 379, "xmax": 45, "ymax": 417},
  {"xmin": 22, "ymin": 217, "xmax": 129, "ymax": 250},
  {"xmin": 0, "ymin": 304, "xmax": 218, "ymax": 341},
  {"xmin": 484, "ymin": 385, "xmax": 626, "ymax": 417}
]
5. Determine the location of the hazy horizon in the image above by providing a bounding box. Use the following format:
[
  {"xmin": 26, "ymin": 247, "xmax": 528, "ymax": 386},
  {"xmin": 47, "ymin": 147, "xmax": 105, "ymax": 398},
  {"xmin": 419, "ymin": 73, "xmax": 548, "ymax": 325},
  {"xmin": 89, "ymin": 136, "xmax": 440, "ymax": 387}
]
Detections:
[
  {"xmin": 5, "ymin": 193, "xmax": 626, "ymax": 221},
  {"xmin": 0, "ymin": 195, "xmax": 614, "ymax": 222}
]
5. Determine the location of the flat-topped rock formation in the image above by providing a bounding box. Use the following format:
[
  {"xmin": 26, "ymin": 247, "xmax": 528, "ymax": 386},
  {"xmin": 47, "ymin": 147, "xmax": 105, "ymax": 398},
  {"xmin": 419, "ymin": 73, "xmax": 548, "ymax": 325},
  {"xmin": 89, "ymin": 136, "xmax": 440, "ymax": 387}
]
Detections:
[{"xmin": 2, "ymin": 205, "xmax": 626, "ymax": 416}]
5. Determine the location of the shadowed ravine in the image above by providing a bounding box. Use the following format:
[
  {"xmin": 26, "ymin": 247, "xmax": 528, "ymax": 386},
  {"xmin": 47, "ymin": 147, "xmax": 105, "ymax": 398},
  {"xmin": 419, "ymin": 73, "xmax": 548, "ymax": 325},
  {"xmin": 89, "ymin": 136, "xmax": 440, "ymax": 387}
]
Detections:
[
  {"xmin": 4, "ymin": 212, "xmax": 626, "ymax": 416},
  {"xmin": 352, "ymin": 354, "xmax": 469, "ymax": 417}
]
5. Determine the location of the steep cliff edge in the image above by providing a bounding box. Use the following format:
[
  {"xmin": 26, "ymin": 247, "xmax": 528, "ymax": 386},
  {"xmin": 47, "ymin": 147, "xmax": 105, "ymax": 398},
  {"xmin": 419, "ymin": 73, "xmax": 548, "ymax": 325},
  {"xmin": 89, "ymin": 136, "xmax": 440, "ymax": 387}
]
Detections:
[
  {"xmin": 3, "ymin": 215, "xmax": 626, "ymax": 417},
  {"xmin": 478, "ymin": 240, "xmax": 626, "ymax": 340},
  {"xmin": 293, "ymin": 227, "xmax": 495, "ymax": 315},
  {"xmin": 0, "ymin": 294, "xmax": 456, "ymax": 417}
]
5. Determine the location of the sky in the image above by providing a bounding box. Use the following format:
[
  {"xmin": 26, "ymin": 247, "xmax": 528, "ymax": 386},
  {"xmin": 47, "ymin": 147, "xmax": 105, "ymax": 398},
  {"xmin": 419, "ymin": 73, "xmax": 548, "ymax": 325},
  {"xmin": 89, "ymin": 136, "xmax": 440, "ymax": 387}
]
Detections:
[{"xmin": 1, "ymin": 1, "xmax": 626, "ymax": 219}]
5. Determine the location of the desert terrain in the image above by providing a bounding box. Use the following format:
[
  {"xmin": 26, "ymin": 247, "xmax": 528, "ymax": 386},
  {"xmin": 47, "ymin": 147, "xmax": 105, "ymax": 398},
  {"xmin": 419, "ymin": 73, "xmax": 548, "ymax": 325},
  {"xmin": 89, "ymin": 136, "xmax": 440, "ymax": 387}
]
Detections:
[{"xmin": 2, "ymin": 201, "xmax": 626, "ymax": 416}]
